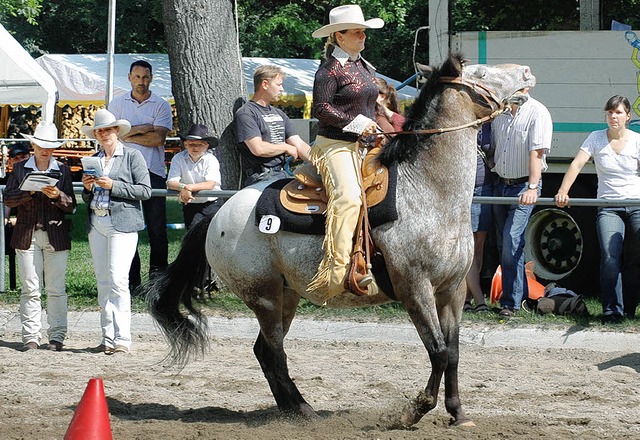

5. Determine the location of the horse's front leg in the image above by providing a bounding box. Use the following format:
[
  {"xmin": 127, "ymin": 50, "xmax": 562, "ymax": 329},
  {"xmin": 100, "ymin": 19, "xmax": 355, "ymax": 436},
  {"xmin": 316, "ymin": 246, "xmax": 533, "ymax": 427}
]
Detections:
[
  {"xmin": 384, "ymin": 279, "xmax": 472, "ymax": 428},
  {"xmin": 250, "ymin": 285, "xmax": 316, "ymax": 417}
]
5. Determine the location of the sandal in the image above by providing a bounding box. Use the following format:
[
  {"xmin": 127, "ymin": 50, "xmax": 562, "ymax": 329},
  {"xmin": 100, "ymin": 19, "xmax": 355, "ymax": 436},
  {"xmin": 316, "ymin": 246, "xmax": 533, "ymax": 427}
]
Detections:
[
  {"xmin": 463, "ymin": 301, "xmax": 473, "ymax": 312},
  {"xmin": 474, "ymin": 303, "xmax": 489, "ymax": 313}
]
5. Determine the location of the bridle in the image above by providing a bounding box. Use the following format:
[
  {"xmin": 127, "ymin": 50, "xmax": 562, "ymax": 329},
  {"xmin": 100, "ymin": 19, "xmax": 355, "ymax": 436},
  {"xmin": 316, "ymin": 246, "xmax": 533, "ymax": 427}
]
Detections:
[{"xmin": 374, "ymin": 75, "xmax": 508, "ymax": 138}]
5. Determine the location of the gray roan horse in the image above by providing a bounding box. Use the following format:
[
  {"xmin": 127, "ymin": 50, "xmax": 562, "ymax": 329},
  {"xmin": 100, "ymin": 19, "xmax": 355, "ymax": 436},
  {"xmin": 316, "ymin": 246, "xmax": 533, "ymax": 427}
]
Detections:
[{"xmin": 144, "ymin": 54, "xmax": 535, "ymax": 428}]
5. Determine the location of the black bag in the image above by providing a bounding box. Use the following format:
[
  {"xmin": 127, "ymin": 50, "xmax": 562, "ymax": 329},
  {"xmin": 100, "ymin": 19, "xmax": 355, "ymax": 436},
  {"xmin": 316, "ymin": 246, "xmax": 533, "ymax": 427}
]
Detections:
[{"xmin": 531, "ymin": 283, "xmax": 589, "ymax": 317}]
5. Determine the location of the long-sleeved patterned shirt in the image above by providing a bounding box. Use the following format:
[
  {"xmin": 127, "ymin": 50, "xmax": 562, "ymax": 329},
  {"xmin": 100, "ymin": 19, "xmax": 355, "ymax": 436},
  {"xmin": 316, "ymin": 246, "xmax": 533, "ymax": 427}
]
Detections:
[
  {"xmin": 312, "ymin": 47, "xmax": 379, "ymax": 142},
  {"xmin": 4, "ymin": 158, "xmax": 76, "ymax": 251}
]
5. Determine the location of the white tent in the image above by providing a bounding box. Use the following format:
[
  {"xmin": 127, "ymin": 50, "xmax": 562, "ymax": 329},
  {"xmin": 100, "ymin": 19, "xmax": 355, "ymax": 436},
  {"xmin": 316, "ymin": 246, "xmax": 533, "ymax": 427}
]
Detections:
[
  {"xmin": 0, "ymin": 23, "xmax": 58, "ymax": 122},
  {"xmin": 35, "ymin": 53, "xmax": 419, "ymax": 117}
]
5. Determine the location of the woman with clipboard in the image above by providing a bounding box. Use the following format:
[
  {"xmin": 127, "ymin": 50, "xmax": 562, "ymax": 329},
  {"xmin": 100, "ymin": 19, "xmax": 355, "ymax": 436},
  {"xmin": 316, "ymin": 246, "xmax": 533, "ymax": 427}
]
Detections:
[
  {"xmin": 4, "ymin": 122, "xmax": 77, "ymax": 352},
  {"xmin": 80, "ymin": 109, "xmax": 151, "ymax": 355}
]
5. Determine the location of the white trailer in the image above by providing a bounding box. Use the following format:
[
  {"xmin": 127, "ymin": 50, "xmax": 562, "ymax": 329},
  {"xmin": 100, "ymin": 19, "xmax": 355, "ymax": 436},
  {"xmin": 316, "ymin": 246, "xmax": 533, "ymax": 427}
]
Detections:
[{"xmin": 453, "ymin": 30, "xmax": 640, "ymax": 294}]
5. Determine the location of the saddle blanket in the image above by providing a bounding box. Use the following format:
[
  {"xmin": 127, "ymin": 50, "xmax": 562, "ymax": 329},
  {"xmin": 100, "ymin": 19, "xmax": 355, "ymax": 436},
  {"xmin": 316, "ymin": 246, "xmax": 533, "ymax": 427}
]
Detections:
[{"xmin": 255, "ymin": 163, "xmax": 398, "ymax": 235}]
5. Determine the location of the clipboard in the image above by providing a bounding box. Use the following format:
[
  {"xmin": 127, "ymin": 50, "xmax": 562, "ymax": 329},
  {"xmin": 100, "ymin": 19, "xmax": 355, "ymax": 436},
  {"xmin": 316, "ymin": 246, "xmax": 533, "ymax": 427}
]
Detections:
[
  {"xmin": 19, "ymin": 171, "xmax": 61, "ymax": 192},
  {"xmin": 81, "ymin": 156, "xmax": 103, "ymax": 177}
]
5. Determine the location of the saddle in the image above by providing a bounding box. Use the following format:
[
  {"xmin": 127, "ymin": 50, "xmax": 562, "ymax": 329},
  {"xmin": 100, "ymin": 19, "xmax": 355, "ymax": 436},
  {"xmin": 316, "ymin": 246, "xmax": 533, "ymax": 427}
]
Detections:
[
  {"xmin": 279, "ymin": 145, "xmax": 389, "ymax": 215},
  {"xmin": 280, "ymin": 144, "xmax": 389, "ymax": 296}
]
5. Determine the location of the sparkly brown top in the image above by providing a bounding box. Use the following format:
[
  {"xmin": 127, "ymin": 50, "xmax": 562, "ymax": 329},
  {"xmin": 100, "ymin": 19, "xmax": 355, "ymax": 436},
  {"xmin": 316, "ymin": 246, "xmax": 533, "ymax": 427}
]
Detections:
[{"xmin": 312, "ymin": 47, "xmax": 379, "ymax": 142}]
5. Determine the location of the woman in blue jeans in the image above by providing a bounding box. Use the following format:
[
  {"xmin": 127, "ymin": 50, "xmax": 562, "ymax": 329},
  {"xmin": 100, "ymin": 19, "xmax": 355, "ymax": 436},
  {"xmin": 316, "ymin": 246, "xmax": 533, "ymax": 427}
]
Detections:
[{"xmin": 555, "ymin": 95, "xmax": 640, "ymax": 323}]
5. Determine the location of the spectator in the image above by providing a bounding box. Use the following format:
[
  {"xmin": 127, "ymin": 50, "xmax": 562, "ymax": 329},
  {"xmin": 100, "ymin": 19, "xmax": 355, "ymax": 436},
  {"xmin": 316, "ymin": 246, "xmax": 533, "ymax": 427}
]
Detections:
[
  {"xmin": 491, "ymin": 87, "xmax": 552, "ymax": 317},
  {"xmin": 108, "ymin": 60, "xmax": 173, "ymax": 291},
  {"xmin": 234, "ymin": 65, "xmax": 311, "ymax": 188},
  {"xmin": 464, "ymin": 122, "xmax": 493, "ymax": 313},
  {"xmin": 4, "ymin": 122, "xmax": 76, "ymax": 352},
  {"xmin": 167, "ymin": 124, "xmax": 223, "ymax": 229},
  {"xmin": 374, "ymin": 77, "xmax": 406, "ymax": 133},
  {"xmin": 555, "ymin": 95, "xmax": 640, "ymax": 323},
  {"xmin": 80, "ymin": 109, "xmax": 151, "ymax": 354},
  {"xmin": 308, "ymin": 4, "xmax": 384, "ymax": 298}
]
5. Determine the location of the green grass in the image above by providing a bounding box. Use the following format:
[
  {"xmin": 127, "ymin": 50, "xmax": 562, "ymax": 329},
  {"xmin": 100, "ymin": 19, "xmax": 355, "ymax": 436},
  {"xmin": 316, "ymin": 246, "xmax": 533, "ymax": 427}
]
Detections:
[{"xmin": 1, "ymin": 199, "xmax": 638, "ymax": 331}]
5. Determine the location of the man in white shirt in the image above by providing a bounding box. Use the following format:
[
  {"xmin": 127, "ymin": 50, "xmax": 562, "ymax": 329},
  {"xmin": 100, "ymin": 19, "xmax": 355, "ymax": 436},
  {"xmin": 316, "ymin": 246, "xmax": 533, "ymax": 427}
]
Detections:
[
  {"xmin": 491, "ymin": 89, "xmax": 553, "ymax": 316},
  {"xmin": 109, "ymin": 60, "xmax": 173, "ymax": 290}
]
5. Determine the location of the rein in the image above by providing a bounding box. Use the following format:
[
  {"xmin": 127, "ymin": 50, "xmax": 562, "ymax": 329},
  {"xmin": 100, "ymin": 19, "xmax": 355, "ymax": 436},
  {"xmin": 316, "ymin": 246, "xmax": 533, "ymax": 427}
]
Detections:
[{"xmin": 375, "ymin": 75, "xmax": 507, "ymax": 138}]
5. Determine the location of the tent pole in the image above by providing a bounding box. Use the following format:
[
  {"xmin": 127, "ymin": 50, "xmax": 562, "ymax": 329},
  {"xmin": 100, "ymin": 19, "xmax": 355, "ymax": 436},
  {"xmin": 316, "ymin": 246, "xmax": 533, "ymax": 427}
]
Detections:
[{"xmin": 106, "ymin": 0, "xmax": 116, "ymax": 108}]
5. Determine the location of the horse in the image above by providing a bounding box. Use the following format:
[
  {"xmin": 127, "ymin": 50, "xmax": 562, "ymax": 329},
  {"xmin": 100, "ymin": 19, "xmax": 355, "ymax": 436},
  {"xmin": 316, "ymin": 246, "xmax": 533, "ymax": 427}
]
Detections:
[{"xmin": 144, "ymin": 53, "xmax": 536, "ymax": 428}]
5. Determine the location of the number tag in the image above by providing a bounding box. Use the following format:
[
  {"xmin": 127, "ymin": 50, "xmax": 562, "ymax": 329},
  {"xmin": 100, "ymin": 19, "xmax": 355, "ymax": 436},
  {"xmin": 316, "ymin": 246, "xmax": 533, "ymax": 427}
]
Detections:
[{"xmin": 259, "ymin": 215, "xmax": 281, "ymax": 234}]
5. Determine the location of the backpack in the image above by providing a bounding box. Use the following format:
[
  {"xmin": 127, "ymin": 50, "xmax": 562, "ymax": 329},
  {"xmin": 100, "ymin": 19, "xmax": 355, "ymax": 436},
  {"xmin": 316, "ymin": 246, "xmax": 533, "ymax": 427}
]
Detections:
[{"xmin": 525, "ymin": 283, "xmax": 590, "ymax": 317}]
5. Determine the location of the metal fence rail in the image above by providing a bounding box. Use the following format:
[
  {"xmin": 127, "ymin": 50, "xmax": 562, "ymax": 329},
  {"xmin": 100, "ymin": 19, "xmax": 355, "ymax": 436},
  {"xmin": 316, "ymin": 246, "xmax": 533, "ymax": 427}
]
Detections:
[{"xmin": 2, "ymin": 185, "xmax": 640, "ymax": 291}]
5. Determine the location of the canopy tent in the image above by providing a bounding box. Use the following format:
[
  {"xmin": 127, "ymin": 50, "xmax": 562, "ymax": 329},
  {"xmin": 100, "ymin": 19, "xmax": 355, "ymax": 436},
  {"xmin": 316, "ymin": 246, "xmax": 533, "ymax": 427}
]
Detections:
[
  {"xmin": 36, "ymin": 53, "xmax": 419, "ymax": 118},
  {"xmin": 0, "ymin": 23, "xmax": 58, "ymax": 123}
]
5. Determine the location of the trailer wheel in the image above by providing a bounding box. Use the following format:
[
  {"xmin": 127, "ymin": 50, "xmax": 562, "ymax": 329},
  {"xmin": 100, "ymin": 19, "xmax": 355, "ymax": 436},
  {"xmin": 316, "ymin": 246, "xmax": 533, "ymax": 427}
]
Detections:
[{"xmin": 525, "ymin": 208, "xmax": 582, "ymax": 280}]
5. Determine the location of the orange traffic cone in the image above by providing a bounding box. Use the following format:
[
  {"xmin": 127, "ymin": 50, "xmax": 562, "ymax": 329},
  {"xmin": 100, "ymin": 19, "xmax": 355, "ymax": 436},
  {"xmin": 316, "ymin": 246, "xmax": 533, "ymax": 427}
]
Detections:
[
  {"xmin": 489, "ymin": 262, "xmax": 546, "ymax": 304},
  {"xmin": 64, "ymin": 378, "xmax": 113, "ymax": 440}
]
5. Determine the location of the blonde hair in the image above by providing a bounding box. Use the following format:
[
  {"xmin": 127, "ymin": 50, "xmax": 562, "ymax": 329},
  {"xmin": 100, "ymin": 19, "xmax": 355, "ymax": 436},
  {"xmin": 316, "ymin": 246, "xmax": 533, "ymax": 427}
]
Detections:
[
  {"xmin": 322, "ymin": 31, "xmax": 349, "ymax": 62},
  {"xmin": 253, "ymin": 65, "xmax": 285, "ymax": 92}
]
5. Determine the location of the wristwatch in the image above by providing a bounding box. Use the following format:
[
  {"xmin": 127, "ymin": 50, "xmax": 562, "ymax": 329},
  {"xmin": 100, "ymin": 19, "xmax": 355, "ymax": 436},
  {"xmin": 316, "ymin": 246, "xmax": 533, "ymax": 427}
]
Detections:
[
  {"xmin": 527, "ymin": 182, "xmax": 538, "ymax": 190},
  {"xmin": 179, "ymin": 183, "xmax": 186, "ymax": 190}
]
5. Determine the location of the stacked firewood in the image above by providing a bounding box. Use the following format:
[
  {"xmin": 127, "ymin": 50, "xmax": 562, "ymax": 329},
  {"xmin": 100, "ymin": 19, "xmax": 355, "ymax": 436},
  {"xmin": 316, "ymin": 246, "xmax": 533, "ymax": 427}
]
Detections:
[
  {"xmin": 59, "ymin": 104, "xmax": 99, "ymax": 148},
  {"xmin": 7, "ymin": 105, "xmax": 41, "ymax": 138}
]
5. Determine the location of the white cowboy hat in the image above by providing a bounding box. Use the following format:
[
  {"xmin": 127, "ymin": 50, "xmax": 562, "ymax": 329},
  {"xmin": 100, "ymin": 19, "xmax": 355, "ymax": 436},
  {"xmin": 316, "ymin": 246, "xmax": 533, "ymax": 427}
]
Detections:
[
  {"xmin": 312, "ymin": 4, "xmax": 384, "ymax": 38},
  {"xmin": 81, "ymin": 108, "xmax": 132, "ymax": 138},
  {"xmin": 21, "ymin": 122, "xmax": 67, "ymax": 149}
]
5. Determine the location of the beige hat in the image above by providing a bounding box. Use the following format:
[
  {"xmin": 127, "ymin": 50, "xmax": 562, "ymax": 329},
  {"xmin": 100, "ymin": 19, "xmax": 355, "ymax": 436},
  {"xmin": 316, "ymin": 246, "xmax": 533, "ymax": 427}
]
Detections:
[
  {"xmin": 21, "ymin": 122, "xmax": 67, "ymax": 149},
  {"xmin": 312, "ymin": 4, "xmax": 384, "ymax": 38},
  {"xmin": 81, "ymin": 108, "xmax": 132, "ymax": 138}
]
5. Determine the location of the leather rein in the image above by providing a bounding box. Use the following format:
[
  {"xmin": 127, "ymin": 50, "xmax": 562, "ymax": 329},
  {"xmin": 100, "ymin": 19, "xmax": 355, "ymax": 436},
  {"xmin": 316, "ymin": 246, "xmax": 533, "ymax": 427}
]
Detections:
[{"xmin": 375, "ymin": 75, "xmax": 507, "ymax": 138}]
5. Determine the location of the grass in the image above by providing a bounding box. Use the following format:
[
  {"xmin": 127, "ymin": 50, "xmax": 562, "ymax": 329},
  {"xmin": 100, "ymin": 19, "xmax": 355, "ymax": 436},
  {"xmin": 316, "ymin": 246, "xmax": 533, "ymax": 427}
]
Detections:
[{"xmin": 1, "ymin": 198, "xmax": 638, "ymax": 332}]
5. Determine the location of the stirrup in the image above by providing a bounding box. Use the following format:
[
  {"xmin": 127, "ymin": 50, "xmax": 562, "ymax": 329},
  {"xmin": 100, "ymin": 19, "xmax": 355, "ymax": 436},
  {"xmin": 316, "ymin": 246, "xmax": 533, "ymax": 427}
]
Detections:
[{"xmin": 356, "ymin": 273, "xmax": 373, "ymax": 288}]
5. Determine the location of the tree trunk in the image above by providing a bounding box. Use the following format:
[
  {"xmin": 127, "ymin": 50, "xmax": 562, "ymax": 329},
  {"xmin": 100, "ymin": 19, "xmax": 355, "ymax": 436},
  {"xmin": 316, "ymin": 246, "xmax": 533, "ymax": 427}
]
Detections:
[{"xmin": 161, "ymin": 0, "xmax": 246, "ymax": 189}]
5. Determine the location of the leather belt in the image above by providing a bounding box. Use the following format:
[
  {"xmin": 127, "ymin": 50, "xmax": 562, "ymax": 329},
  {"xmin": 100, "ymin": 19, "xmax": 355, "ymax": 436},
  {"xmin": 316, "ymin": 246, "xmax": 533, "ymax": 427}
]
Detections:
[
  {"xmin": 92, "ymin": 208, "xmax": 111, "ymax": 217},
  {"xmin": 500, "ymin": 176, "xmax": 528, "ymax": 186}
]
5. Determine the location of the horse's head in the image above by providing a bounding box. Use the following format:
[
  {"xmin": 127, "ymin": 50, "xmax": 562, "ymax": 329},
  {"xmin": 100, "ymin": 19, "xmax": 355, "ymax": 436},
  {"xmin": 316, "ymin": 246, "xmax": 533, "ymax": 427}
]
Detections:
[{"xmin": 461, "ymin": 63, "xmax": 536, "ymax": 109}]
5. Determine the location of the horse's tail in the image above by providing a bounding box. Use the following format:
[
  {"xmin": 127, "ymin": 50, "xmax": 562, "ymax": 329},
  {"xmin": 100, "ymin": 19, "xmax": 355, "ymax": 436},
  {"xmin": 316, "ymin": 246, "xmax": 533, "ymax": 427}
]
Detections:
[{"xmin": 144, "ymin": 216, "xmax": 212, "ymax": 368}]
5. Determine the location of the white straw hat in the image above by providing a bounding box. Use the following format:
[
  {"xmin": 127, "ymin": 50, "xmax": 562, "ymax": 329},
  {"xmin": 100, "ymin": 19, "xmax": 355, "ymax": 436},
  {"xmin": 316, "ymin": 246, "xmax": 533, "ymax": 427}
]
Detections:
[
  {"xmin": 81, "ymin": 108, "xmax": 131, "ymax": 138},
  {"xmin": 21, "ymin": 122, "xmax": 67, "ymax": 149},
  {"xmin": 312, "ymin": 5, "xmax": 384, "ymax": 38}
]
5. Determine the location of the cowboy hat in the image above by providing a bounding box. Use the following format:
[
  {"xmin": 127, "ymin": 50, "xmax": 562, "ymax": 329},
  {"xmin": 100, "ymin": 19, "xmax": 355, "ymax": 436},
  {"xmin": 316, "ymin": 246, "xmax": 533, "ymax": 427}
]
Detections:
[
  {"xmin": 178, "ymin": 124, "xmax": 219, "ymax": 148},
  {"xmin": 81, "ymin": 108, "xmax": 132, "ymax": 138},
  {"xmin": 21, "ymin": 122, "xmax": 67, "ymax": 149},
  {"xmin": 312, "ymin": 4, "xmax": 384, "ymax": 38}
]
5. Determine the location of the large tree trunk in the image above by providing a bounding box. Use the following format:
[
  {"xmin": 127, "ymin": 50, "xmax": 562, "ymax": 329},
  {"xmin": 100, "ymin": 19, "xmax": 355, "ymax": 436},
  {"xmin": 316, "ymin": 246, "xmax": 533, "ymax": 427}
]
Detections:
[{"xmin": 161, "ymin": 0, "xmax": 245, "ymax": 189}]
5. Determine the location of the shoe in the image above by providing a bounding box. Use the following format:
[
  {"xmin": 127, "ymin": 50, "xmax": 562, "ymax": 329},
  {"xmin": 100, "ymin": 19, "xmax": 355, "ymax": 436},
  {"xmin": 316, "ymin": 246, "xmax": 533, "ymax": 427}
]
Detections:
[
  {"xmin": 112, "ymin": 345, "xmax": 129, "ymax": 354},
  {"xmin": 499, "ymin": 307, "xmax": 516, "ymax": 317},
  {"xmin": 88, "ymin": 344, "xmax": 114, "ymax": 354},
  {"xmin": 602, "ymin": 314, "xmax": 624, "ymax": 325},
  {"xmin": 463, "ymin": 301, "xmax": 473, "ymax": 312},
  {"xmin": 22, "ymin": 341, "xmax": 39, "ymax": 352},
  {"xmin": 47, "ymin": 340, "xmax": 63, "ymax": 351},
  {"xmin": 474, "ymin": 303, "xmax": 490, "ymax": 313}
]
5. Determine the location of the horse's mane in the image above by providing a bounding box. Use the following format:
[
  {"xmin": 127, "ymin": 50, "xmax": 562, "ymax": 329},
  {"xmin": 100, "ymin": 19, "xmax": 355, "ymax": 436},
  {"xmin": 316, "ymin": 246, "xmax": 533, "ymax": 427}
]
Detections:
[{"xmin": 379, "ymin": 53, "xmax": 465, "ymax": 167}]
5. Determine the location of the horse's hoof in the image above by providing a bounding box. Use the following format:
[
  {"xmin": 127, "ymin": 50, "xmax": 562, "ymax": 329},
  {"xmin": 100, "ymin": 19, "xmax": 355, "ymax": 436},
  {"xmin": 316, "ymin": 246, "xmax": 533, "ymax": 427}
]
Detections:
[{"xmin": 299, "ymin": 403, "xmax": 318, "ymax": 419}]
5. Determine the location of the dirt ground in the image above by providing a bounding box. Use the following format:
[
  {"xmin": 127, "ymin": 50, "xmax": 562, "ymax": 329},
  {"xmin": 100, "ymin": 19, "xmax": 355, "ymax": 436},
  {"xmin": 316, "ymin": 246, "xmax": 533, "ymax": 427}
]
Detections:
[{"xmin": 0, "ymin": 309, "xmax": 639, "ymax": 440}]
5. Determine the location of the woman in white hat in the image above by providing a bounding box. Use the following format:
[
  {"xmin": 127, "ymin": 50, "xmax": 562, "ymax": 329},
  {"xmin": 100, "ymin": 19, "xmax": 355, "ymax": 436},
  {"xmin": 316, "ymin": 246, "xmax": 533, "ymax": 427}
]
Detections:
[
  {"xmin": 4, "ymin": 121, "xmax": 77, "ymax": 352},
  {"xmin": 80, "ymin": 108, "xmax": 151, "ymax": 354},
  {"xmin": 307, "ymin": 5, "xmax": 384, "ymax": 299}
]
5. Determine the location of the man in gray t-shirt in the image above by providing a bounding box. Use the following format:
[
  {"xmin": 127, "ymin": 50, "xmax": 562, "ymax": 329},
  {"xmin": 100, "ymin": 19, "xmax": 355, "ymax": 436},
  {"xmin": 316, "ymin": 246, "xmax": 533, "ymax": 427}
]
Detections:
[{"xmin": 234, "ymin": 65, "xmax": 310, "ymax": 187}]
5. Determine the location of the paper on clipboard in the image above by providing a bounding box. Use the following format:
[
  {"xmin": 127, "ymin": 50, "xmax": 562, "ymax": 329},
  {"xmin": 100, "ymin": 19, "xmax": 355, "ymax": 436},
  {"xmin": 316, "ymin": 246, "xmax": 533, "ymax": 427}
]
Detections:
[
  {"xmin": 81, "ymin": 156, "xmax": 103, "ymax": 177},
  {"xmin": 18, "ymin": 171, "xmax": 61, "ymax": 192}
]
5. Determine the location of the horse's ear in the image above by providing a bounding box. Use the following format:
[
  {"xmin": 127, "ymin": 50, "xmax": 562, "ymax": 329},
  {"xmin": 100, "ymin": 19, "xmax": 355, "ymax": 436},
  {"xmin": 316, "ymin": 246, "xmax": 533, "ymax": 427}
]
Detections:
[
  {"xmin": 440, "ymin": 52, "xmax": 465, "ymax": 77},
  {"xmin": 416, "ymin": 62, "xmax": 433, "ymax": 85}
]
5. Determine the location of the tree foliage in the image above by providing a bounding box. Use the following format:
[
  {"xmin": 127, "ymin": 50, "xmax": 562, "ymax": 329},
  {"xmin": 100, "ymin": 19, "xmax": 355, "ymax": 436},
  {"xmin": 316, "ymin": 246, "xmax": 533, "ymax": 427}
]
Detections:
[
  {"xmin": 0, "ymin": 0, "xmax": 41, "ymax": 25},
  {"xmin": 3, "ymin": 0, "xmax": 640, "ymax": 82}
]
